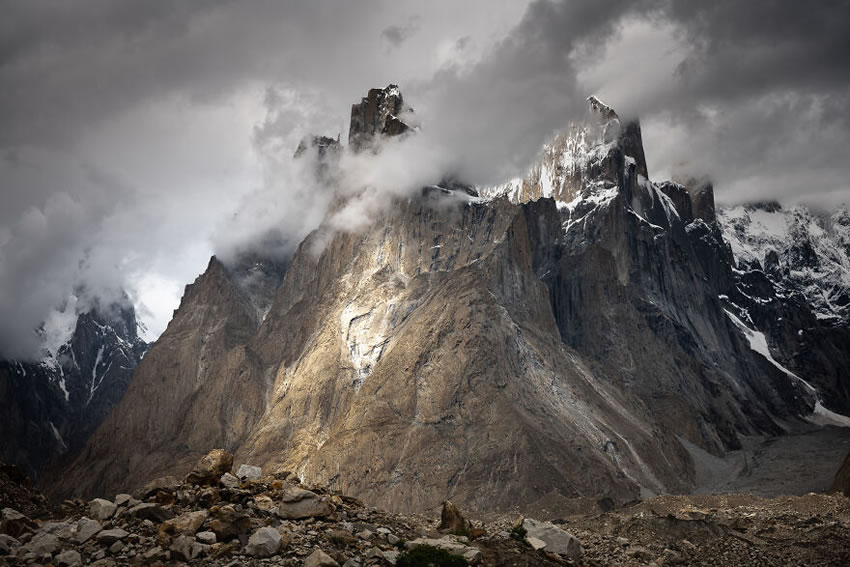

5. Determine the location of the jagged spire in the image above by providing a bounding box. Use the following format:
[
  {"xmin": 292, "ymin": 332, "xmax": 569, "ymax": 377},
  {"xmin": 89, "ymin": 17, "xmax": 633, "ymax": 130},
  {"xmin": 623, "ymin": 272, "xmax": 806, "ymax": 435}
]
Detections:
[{"xmin": 348, "ymin": 84, "xmax": 414, "ymax": 152}]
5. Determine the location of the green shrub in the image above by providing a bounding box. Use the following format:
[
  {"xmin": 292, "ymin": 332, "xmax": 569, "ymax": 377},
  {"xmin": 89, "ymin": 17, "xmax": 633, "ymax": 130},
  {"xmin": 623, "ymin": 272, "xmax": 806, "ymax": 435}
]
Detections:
[
  {"xmin": 509, "ymin": 524, "xmax": 527, "ymax": 541},
  {"xmin": 396, "ymin": 544, "xmax": 469, "ymax": 567}
]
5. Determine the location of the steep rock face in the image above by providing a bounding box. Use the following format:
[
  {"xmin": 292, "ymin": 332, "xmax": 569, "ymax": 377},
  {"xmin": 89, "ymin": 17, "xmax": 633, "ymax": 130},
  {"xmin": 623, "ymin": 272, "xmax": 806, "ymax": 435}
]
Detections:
[
  {"xmin": 0, "ymin": 303, "xmax": 147, "ymax": 480},
  {"xmin": 59, "ymin": 89, "xmax": 847, "ymax": 514},
  {"xmin": 51, "ymin": 258, "xmax": 271, "ymax": 497}
]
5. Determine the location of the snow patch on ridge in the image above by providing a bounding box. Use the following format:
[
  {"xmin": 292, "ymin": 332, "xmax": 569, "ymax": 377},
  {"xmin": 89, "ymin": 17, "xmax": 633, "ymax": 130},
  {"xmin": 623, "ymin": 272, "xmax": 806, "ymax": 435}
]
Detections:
[
  {"xmin": 718, "ymin": 204, "xmax": 850, "ymax": 322},
  {"xmin": 725, "ymin": 309, "xmax": 850, "ymax": 427}
]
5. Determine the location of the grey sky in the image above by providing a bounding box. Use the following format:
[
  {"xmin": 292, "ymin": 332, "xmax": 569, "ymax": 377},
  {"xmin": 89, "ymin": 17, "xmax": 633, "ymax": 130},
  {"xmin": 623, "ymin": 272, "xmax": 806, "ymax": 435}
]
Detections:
[{"xmin": 1, "ymin": 0, "xmax": 848, "ymax": 358}]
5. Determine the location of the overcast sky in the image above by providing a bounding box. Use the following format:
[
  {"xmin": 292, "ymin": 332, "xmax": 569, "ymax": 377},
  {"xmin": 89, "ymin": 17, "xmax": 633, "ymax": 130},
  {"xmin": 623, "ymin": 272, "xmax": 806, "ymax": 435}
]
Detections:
[{"xmin": 1, "ymin": 0, "xmax": 849, "ymax": 359}]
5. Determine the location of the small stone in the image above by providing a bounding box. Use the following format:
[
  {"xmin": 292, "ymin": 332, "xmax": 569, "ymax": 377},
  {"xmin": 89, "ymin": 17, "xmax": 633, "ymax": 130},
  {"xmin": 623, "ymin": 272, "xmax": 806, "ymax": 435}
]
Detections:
[
  {"xmin": 627, "ymin": 546, "xmax": 653, "ymax": 560},
  {"xmin": 382, "ymin": 550, "xmax": 399, "ymax": 564},
  {"xmin": 356, "ymin": 529, "xmax": 373, "ymax": 540},
  {"xmin": 617, "ymin": 537, "xmax": 630, "ymax": 547},
  {"xmin": 387, "ymin": 533, "xmax": 400, "ymax": 545},
  {"xmin": 89, "ymin": 498, "xmax": 117, "ymax": 521},
  {"xmin": 661, "ymin": 548, "xmax": 685, "ymax": 565},
  {"xmin": 96, "ymin": 528, "xmax": 129, "ymax": 544},
  {"xmin": 143, "ymin": 546, "xmax": 164, "ymax": 561},
  {"xmin": 236, "ymin": 464, "xmax": 262, "ymax": 481},
  {"xmin": 109, "ymin": 540, "xmax": 125, "ymax": 554},
  {"xmin": 55, "ymin": 549, "xmax": 82, "ymax": 566},
  {"xmin": 74, "ymin": 517, "xmax": 101, "ymax": 543},
  {"xmin": 246, "ymin": 526, "xmax": 282, "ymax": 558},
  {"xmin": 196, "ymin": 531, "xmax": 217, "ymax": 545},
  {"xmin": 170, "ymin": 534, "xmax": 193, "ymax": 561},
  {"xmin": 254, "ymin": 495, "xmax": 276, "ymax": 512},
  {"xmin": 25, "ymin": 532, "xmax": 61, "ymax": 557},
  {"xmin": 220, "ymin": 472, "xmax": 240, "ymax": 489},
  {"xmin": 190, "ymin": 541, "xmax": 208, "ymax": 559},
  {"xmin": 305, "ymin": 548, "xmax": 340, "ymax": 567},
  {"xmin": 113, "ymin": 494, "xmax": 133, "ymax": 508},
  {"xmin": 0, "ymin": 534, "xmax": 20, "ymax": 554}
]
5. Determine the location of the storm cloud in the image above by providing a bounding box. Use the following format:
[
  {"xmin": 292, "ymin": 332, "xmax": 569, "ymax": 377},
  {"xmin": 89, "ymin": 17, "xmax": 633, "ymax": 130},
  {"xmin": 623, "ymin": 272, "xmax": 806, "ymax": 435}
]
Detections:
[{"xmin": 1, "ymin": 0, "xmax": 848, "ymax": 358}]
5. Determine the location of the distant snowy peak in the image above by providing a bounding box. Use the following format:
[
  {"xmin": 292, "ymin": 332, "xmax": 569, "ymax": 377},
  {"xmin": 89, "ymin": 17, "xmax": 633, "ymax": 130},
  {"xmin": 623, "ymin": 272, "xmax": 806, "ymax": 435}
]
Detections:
[{"xmin": 718, "ymin": 202, "xmax": 850, "ymax": 322}]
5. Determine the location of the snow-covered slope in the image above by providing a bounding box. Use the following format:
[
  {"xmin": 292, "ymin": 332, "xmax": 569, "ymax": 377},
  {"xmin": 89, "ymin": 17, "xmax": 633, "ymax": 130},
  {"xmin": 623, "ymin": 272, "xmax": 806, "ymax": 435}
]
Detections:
[{"xmin": 718, "ymin": 203, "xmax": 850, "ymax": 323}]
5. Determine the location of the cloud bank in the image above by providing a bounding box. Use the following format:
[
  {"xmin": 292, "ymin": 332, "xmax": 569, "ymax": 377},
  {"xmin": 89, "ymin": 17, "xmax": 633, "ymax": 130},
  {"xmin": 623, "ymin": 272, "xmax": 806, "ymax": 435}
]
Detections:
[{"xmin": 1, "ymin": 0, "xmax": 848, "ymax": 358}]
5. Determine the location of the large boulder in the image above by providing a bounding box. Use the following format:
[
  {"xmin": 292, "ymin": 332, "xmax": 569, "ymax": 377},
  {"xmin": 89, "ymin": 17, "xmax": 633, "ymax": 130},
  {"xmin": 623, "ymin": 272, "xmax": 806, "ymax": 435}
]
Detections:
[
  {"xmin": 438, "ymin": 500, "xmax": 470, "ymax": 534},
  {"xmin": 185, "ymin": 449, "xmax": 234, "ymax": 486},
  {"xmin": 159, "ymin": 510, "xmax": 208, "ymax": 540},
  {"xmin": 23, "ymin": 532, "xmax": 60, "ymax": 558},
  {"xmin": 73, "ymin": 517, "xmax": 101, "ymax": 543},
  {"xmin": 88, "ymin": 498, "xmax": 117, "ymax": 521},
  {"xmin": 246, "ymin": 526, "xmax": 282, "ymax": 557},
  {"xmin": 96, "ymin": 528, "xmax": 129, "ymax": 544},
  {"xmin": 522, "ymin": 518, "xmax": 583, "ymax": 559},
  {"xmin": 207, "ymin": 505, "xmax": 250, "ymax": 541},
  {"xmin": 277, "ymin": 486, "xmax": 335, "ymax": 519},
  {"xmin": 831, "ymin": 452, "xmax": 850, "ymax": 497},
  {"xmin": 236, "ymin": 464, "xmax": 262, "ymax": 482}
]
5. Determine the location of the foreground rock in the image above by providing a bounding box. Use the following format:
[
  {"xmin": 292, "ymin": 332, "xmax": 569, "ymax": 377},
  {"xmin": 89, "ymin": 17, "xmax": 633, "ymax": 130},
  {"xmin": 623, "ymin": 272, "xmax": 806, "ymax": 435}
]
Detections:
[
  {"xmin": 277, "ymin": 485, "xmax": 335, "ymax": 519},
  {"xmin": 184, "ymin": 449, "xmax": 233, "ymax": 486},
  {"xmin": 245, "ymin": 526, "xmax": 282, "ymax": 557},
  {"xmin": 3, "ymin": 451, "xmax": 850, "ymax": 566},
  {"xmin": 522, "ymin": 518, "xmax": 583, "ymax": 559}
]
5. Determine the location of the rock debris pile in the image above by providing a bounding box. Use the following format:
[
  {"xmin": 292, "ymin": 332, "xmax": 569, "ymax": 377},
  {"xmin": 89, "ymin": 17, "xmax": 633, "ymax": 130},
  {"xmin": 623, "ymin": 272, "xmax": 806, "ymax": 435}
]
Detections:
[{"xmin": 3, "ymin": 451, "xmax": 850, "ymax": 566}]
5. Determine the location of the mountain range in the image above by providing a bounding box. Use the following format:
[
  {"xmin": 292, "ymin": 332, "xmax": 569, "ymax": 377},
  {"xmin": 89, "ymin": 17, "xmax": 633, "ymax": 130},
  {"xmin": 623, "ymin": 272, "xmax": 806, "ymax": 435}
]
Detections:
[{"xmin": 6, "ymin": 85, "xmax": 846, "ymax": 516}]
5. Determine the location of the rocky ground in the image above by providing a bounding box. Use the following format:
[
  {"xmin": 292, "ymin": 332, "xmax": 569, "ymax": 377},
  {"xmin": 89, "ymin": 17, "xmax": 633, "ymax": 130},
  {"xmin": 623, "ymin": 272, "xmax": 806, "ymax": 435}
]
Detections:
[{"xmin": 2, "ymin": 450, "xmax": 850, "ymax": 566}]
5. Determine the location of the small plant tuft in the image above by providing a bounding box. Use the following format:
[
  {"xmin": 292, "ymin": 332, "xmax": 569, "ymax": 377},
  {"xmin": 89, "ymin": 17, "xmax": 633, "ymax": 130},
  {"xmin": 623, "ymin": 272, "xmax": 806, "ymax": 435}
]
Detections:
[
  {"xmin": 509, "ymin": 524, "xmax": 527, "ymax": 541},
  {"xmin": 396, "ymin": 544, "xmax": 469, "ymax": 567}
]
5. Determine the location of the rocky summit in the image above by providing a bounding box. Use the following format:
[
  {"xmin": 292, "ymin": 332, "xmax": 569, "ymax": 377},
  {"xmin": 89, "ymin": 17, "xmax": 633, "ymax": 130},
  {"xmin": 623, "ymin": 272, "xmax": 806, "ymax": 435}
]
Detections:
[
  {"xmin": 2, "ymin": 451, "xmax": 850, "ymax": 566},
  {"xmin": 48, "ymin": 86, "xmax": 850, "ymax": 522}
]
